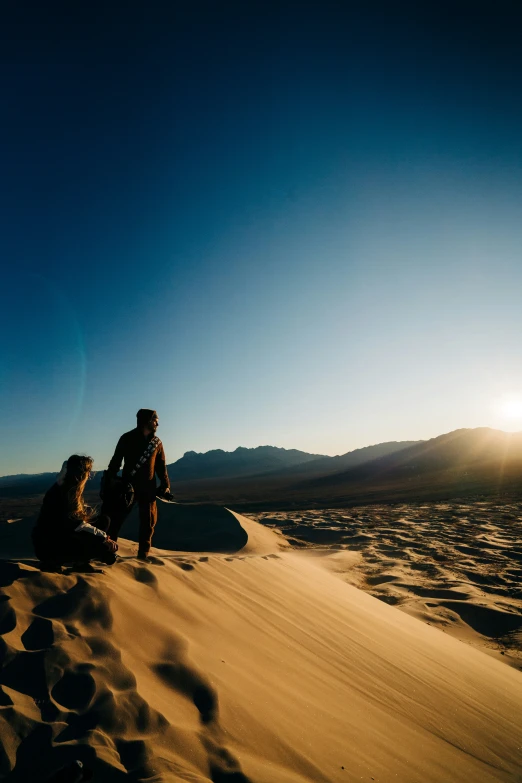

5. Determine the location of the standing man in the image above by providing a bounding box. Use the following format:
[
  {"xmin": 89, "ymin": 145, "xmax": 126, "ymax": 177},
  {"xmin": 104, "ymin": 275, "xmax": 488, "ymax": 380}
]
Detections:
[{"xmin": 103, "ymin": 409, "xmax": 173, "ymax": 561}]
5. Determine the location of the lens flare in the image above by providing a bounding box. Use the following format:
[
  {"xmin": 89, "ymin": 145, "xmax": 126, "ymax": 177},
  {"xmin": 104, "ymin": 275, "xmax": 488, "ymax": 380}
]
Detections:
[
  {"xmin": 29, "ymin": 272, "xmax": 87, "ymax": 434},
  {"xmin": 495, "ymin": 394, "xmax": 522, "ymax": 420}
]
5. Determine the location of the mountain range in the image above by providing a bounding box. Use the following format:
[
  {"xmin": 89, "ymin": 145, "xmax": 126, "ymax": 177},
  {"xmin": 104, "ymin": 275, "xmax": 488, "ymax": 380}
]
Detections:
[
  {"xmin": 167, "ymin": 428, "xmax": 522, "ymax": 509},
  {"xmin": 0, "ymin": 441, "xmax": 418, "ymax": 497},
  {"xmin": 2, "ymin": 428, "xmax": 522, "ymax": 509},
  {"xmin": 169, "ymin": 445, "xmax": 327, "ymax": 480}
]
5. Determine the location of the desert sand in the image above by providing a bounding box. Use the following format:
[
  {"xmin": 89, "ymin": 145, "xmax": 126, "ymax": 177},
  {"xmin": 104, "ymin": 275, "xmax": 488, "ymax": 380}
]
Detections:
[
  {"xmin": 253, "ymin": 500, "xmax": 522, "ymax": 671},
  {"xmin": 1, "ymin": 503, "xmax": 522, "ymax": 781}
]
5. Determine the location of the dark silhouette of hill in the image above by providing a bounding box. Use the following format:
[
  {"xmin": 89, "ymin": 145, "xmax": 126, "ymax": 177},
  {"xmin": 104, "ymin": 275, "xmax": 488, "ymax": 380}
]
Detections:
[
  {"xmin": 169, "ymin": 428, "xmax": 522, "ymax": 509},
  {"xmin": 167, "ymin": 445, "xmax": 326, "ymax": 481},
  {"xmin": 0, "ymin": 472, "xmax": 60, "ymax": 497},
  {"xmin": 0, "ymin": 445, "xmax": 325, "ymax": 498},
  {"xmin": 307, "ymin": 427, "xmax": 522, "ymax": 488},
  {"xmin": 3, "ymin": 430, "xmax": 522, "ymax": 510},
  {"xmin": 263, "ymin": 427, "xmax": 521, "ymax": 509},
  {"xmin": 0, "ymin": 471, "xmax": 102, "ymax": 498},
  {"xmin": 0, "ymin": 441, "xmax": 417, "ymax": 500},
  {"xmin": 0, "ymin": 472, "xmax": 55, "ymax": 487},
  {"xmin": 261, "ymin": 440, "xmax": 421, "ymax": 480}
]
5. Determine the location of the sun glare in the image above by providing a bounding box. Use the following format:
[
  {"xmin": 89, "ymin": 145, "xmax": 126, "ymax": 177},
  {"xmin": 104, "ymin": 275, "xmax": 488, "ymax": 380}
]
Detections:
[{"xmin": 495, "ymin": 395, "xmax": 522, "ymax": 420}]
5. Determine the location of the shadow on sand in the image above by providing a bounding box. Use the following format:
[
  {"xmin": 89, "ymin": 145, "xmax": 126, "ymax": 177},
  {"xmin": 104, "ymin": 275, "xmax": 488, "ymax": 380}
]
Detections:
[{"xmin": 0, "ymin": 503, "xmax": 248, "ymax": 563}]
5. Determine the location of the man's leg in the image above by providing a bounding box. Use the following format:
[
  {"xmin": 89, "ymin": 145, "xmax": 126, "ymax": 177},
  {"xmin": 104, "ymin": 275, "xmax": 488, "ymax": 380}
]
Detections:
[
  {"xmin": 94, "ymin": 514, "xmax": 110, "ymax": 533},
  {"xmin": 137, "ymin": 499, "xmax": 157, "ymax": 557},
  {"xmin": 106, "ymin": 502, "xmax": 132, "ymax": 542}
]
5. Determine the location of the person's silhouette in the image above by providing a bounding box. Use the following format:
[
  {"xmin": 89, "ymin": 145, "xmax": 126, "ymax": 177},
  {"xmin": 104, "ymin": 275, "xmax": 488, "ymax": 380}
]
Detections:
[
  {"xmin": 103, "ymin": 409, "xmax": 172, "ymax": 561},
  {"xmin": 32, "ymin": 456, "xmax": 117, "ymax": 571}
]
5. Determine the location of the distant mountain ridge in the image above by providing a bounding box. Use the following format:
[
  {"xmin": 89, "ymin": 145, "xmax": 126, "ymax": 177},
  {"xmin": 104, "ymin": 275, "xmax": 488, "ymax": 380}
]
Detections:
[
  {"xmin": 0, "ymin": 441, "xmax": 417, "ymax": 496},
  {"xmin": 0, "ymin": 473, "xmax": 56, "ymax": 485},
  {"xmin": 264, "ymin": 440, "xmax": 421, "ymax": 480},
  {"xmin": 167, "ymin": 445, "xmax": 327, "ymax": 481},
  {"xmin": 307, "ymin": 427, "xmax": 522, "ymax": 489},
  {"xmin": 3, "ymin": 429, "xmax": 522, "ymax": 508},
  {"xmin": 0, "ymin": 472, "xmax": 59, "ymax": 494},
  {"xmin": 0, "ymin": 444, "xmax": 326, "ymax": 496},
  {"xmin": 166, "ymin": 428, "xmax": 522, "ymax": 508}
]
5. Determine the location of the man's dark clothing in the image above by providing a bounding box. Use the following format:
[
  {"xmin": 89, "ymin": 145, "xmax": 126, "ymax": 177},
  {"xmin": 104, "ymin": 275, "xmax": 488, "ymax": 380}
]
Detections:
[
  {"xmin": 107, "ymin": 427, "xmax": 169, "ymax": 500},
  {"xmin": 103, "ymin": 428, "xmax": 170, "ymax": 555},
  {"xmin": 107, "ymin": 497, "xmax": 158, "ymax": 555}
]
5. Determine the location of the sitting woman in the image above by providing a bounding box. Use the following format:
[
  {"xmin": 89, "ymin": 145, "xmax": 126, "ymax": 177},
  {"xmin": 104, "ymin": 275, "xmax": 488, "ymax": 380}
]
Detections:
[{"xmin": 32, "ymin": 455, "xmax": 118, "ymax": 571}]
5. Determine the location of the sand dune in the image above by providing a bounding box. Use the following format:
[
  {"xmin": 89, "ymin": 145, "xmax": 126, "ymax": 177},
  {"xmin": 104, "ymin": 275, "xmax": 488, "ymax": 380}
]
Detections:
[
  {"xmin": 253, "ymin": 501, "xmax": 522, "ymax": 670},
  {"xmin": 1, "ymin": 507, "xmax": 522, "ymax": 781}
]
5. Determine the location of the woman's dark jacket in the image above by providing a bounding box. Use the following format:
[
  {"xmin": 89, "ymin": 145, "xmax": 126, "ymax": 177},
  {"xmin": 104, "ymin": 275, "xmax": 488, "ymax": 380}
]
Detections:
[{"xmin": 33, "ymin": 483, "xmax": 107, "ymax": 539}]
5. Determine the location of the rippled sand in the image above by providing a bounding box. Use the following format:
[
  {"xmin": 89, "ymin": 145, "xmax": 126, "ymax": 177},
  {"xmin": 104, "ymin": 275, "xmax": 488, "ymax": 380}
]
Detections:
[{"xmin": 253, "ymin": 501, "xmax": 522, "ymax": 670}]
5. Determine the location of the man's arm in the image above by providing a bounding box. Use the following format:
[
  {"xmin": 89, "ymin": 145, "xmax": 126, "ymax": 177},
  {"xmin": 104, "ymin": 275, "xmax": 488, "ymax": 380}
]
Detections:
[
  {"xmin": 155, "ymin": 442, "xmax": 170, "ymax": 492},
  {"xmin": 107, "ymin": 435, "xmax": 125, "ymax": 477}
]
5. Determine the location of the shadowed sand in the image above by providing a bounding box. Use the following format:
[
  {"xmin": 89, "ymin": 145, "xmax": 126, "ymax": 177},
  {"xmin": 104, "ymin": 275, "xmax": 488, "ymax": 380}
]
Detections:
[
  {"xmin": 1, "ymin": 506, "xmax": 522, "ymax": 781},
  {"xmin": 0, "ymin": 502, "xmax": 286, "ymax": 561},
  {"xmin": 126, "ymin": 502, "xmax": 290, "ymax": 555}
]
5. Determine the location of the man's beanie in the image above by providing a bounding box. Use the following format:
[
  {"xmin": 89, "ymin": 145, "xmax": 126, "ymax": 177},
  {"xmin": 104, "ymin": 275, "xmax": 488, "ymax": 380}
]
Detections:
[{"xmin": 137, "ymin": 409, "xmax": 157, "ymax": 425}]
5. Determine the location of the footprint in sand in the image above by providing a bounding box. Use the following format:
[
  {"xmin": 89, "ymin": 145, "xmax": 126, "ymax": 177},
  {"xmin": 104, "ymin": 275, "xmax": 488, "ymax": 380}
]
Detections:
[
  {"xmin": 177, "ymin": 561, "xmax": 195, "ymax": 571},
  {"xmin": 131, "ymin": 566, "xmax": 159, "ymax": 587},
  {"xmin": 34, "ymin": 578, "xmax": 113, "ymax": 631},
  {"xmin": 0, "ymin": 594, "xmax": 16, "ymax": 635},
  {"xmin": 52, "ymin": 668, "xmax": 96, "ymax": 711},
  {"xmin": 202, "ymin": 736, "xmax": 251, "ymax": 782},
  {"xmin": 154, "ymin": 659, "xmax": 217, "ymax": 723},
  {"xmin": 115, "ymin": 738, "xmax": 158, "ymax": 780},
  {"xmin": 0, "ymin": 643, "xmax": 50, "ymax": 704},
  {"xmin": 137, "ymin": 554, "xmax": 165, "ymax": 565},
  {"xmin": 21, "ymin": 616, "xmax": 54, "ymax": 651},
  {"xmin": 0, "ymin": 563, "xmax": 22, "ymax": 588},
  {"xmin": 153, "ymin": 651, "xmax": 251, "ymax": 780}
]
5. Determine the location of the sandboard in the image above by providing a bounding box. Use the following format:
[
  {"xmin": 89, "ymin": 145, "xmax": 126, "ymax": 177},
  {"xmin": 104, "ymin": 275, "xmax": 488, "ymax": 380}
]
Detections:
[{"xmin": 156, "ymin": 495, "xmax": 178, "ymax": 504}]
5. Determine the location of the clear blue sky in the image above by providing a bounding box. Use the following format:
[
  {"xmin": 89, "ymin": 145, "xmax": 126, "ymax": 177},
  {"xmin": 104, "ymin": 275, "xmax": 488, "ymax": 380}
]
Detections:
[{"xmin": 1, "ymin": 1, "xmax": 522, "ymax": 475}]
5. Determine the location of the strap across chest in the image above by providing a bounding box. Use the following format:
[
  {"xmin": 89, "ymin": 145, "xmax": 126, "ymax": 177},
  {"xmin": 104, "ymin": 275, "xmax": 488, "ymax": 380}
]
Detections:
[{"xmin": 129, "ymin": 436, "xmax": 160, "ymax": 477}]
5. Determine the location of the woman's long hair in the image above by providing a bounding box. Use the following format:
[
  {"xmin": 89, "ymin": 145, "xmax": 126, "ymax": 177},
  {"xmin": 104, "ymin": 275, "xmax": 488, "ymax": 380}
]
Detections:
[{"xmin": 63, "ymin": 455, "xmax": 95, "ymax": 521}]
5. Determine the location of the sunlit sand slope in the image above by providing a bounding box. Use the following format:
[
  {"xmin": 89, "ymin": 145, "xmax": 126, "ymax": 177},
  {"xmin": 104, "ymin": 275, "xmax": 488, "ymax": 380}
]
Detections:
[
  {"xmin": 1, "ymin": 515, "xmax": 521, "ymax": 781},
  {"xmin": 255, "ymin": 504, "xmax": 522, "ymax": 668}
]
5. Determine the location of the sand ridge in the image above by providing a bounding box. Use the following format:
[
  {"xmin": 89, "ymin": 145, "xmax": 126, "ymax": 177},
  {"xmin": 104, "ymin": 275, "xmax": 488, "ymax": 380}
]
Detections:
[{"xmin": 1, "ymin": 507, "xmax": 522, "ymax": 781}]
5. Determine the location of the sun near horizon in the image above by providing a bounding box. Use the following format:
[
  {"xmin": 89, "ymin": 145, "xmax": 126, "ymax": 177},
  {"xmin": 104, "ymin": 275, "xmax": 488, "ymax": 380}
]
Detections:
[{"xmin": 1, "ymin": 3, "xmax": 521, "ymax": 480}]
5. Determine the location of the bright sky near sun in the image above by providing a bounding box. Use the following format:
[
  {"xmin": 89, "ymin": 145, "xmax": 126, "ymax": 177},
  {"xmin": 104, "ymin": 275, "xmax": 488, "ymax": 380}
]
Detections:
[{"xmin": 1, "ymin": 3, "xmax": 522, "ymax": 475}]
